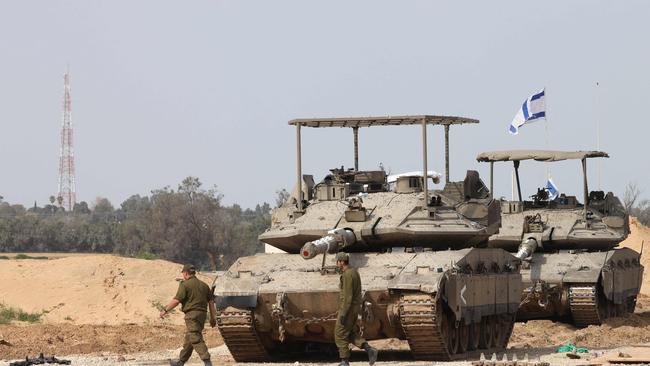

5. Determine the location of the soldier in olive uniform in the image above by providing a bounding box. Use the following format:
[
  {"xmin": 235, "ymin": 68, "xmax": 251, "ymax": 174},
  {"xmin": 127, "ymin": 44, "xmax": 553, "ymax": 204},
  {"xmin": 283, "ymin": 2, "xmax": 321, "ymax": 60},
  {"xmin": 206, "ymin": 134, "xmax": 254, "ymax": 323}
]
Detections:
[
  {"xmin": 160, "ymin": 264, "xmax": 216, "ymax": 366},
  {"xmin": 334, "ymin": 252, "xmax": 378, "ymax": 366}
]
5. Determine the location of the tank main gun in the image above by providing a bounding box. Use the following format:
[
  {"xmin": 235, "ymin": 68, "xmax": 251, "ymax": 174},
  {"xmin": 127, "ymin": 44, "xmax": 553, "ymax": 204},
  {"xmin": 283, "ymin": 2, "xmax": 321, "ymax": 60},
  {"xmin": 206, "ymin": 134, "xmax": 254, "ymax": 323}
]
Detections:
[
  {"xmin": 514, "ymin": 238, "xmax": 538, "ymax": 260},
  {"xmin": 300, "ymin": 228, "xmax": 356, "ymax": 260}
]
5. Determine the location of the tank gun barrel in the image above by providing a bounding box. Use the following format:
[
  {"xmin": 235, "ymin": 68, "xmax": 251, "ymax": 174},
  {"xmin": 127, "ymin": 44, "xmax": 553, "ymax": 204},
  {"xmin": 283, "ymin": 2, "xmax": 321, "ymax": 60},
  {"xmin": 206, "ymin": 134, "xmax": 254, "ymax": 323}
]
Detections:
[
  {"xmin": 300, "ymin": 228, "xmax": 356, "ymax": 260},
  {"xmin": 515, "ymin": 238, "xmax": 538, "ymax": 260}
]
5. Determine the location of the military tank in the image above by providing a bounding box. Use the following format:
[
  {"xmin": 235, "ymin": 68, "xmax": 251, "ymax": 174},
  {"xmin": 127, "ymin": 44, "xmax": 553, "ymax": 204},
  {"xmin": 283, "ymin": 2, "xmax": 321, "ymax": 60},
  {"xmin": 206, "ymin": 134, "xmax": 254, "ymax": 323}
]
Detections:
[
  {"xmin": 213, "ymin": 116, "xmax": 522, "ymax": 361},
  {"xmin": 476, "ymin": 150, "xmax": 643, "ymax": 326}
]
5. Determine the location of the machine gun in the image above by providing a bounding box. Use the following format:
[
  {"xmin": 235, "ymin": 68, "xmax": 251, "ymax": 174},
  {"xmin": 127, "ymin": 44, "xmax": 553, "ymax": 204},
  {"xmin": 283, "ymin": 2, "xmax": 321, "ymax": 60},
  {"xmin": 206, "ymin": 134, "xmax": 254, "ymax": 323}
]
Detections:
[{"xmin": 10, "ymin": 353, "xmax": 71, "ymax": 366}]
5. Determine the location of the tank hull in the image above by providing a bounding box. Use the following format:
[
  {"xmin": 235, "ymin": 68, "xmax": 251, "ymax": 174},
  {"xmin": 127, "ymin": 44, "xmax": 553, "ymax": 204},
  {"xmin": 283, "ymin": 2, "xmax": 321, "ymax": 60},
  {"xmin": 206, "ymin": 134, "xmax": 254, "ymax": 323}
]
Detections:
[
  {"xmin": 515, "ymin": 248, "xmax": 643, "ymax": 326},
  {"xmin": 213, "ymin": 248, "xmax": 522, "ymax": 361}
]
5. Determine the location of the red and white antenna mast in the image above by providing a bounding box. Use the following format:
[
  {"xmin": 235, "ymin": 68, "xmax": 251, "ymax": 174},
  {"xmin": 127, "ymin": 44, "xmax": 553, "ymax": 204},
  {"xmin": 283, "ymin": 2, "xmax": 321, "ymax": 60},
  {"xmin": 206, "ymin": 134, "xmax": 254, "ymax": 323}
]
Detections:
[{"xmin": 57, "ymin": 69, "xmax": 76, "ymax": 211}]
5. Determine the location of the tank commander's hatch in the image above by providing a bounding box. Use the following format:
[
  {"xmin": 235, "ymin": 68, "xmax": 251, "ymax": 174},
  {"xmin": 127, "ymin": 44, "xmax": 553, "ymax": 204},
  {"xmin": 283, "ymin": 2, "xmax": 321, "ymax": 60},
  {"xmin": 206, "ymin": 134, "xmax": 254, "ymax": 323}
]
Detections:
[{"xmin": 289, "ymin": 115, "xmax": 479, "ymax": 211}]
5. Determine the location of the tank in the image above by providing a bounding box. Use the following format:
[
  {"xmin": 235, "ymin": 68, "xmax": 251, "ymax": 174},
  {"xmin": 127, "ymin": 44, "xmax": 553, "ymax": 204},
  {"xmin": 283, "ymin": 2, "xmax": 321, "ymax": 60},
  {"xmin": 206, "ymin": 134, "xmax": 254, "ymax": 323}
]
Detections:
[
  {"xmin": 476, "ymin": 150, "xmax": 643, "ymax": 326},
  {"xmin": 213, "ymin": 116, "xmax": 522, "ymax": 361}
]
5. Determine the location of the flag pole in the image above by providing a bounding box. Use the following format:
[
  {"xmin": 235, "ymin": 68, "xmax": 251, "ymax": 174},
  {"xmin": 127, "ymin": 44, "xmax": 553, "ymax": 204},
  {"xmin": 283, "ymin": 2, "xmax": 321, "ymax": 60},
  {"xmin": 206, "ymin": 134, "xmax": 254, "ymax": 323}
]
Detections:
[
  {"xmin": 544, "ymin": 86, "xmax": 551, "ymax": 181},
  {"xmin": 596, "ymin": 81, "xmax": 601, "ymax": 190}
]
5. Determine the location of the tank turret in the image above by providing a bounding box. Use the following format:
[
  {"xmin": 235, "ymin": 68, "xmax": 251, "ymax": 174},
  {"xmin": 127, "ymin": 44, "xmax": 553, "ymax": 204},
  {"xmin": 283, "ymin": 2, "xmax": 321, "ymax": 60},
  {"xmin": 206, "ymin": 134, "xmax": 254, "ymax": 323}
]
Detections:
[{"xmin": 477, "ymin": 149, "xmax": 643, "ymax": 326}]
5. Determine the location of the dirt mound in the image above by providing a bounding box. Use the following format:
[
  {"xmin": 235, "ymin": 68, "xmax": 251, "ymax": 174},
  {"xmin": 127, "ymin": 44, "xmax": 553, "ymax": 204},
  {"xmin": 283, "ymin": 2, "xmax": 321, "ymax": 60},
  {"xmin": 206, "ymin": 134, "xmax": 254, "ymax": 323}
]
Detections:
[
  {"xmin": 0, "ymin": 323, "xmax": 222, "ymax": 360},
  {"xmin": 620, "ymin": 217, "xmax": 650, "ymax": 295},
  {"xmin": 0, "ymin": 255, "xmax": 213, "ymax": 325},
  {"xmin": 510, "ymin": 294, "xmax": 650, "ymax": 350}
]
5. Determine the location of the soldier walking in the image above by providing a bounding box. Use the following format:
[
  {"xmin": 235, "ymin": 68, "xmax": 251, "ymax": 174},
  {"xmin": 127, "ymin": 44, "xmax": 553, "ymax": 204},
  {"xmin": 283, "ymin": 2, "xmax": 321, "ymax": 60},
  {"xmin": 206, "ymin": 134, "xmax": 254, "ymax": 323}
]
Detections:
[
  {"xmin": 334, "ymin": 252, "xmax": 378, "ymax": 366},
  {"xmin": 160, "ymin": 264, "xmax": 216, "ymax": 366}
]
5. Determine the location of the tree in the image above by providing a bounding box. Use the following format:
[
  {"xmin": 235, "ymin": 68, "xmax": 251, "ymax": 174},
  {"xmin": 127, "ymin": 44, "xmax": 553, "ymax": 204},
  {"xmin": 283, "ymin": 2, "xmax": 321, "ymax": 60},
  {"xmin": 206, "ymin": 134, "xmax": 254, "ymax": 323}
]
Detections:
[
  {"xmin": 274, "ymin": 188, "xmax": 290, "ymax": 208},
  {"xmin": 635, "ymin": 199, "xmax": 650, "ymax": 227},
  {"xmin": 623, "ymin": 182, "xmax": 642, "ymax": 213}
]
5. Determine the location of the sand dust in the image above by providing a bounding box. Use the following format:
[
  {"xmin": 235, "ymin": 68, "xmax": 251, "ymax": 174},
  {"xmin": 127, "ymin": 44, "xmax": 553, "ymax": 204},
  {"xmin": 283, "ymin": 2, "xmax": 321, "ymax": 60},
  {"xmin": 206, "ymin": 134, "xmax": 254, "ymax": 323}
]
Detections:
[{"xmin": 0, "ymin": 255, "xmax": 213, "ymax": 325}]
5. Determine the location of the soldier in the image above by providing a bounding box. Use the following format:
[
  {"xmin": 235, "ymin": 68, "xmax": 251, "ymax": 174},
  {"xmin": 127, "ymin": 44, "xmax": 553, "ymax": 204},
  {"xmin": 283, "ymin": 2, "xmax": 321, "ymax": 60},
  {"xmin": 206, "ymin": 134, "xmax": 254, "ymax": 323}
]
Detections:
[
  {"xmin": 334, "ymin": 252, "xmax": 378, "ymax": 366},
  {"xmin": 160, "ymin": 264, "xmax": 216, "ymax": 366}
]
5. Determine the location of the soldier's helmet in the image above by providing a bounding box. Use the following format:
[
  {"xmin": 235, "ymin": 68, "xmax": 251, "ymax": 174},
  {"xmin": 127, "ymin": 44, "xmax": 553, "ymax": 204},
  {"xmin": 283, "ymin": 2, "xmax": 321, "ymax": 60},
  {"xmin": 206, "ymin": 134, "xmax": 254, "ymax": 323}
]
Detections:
[
  {"xmin": 182, "ymin": 264, "xmax": 196, "ymax": 272},
  {"xmin": 335, "ymin": 252, "xmax": 349, "ymax": 262}
]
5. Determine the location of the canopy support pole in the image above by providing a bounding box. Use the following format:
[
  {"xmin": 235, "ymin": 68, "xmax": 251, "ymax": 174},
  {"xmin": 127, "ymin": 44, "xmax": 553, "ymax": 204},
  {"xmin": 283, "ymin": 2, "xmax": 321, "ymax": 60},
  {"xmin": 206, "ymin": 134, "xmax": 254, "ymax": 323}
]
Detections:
[
  {"xmin": 296, "ymin": 124, "xmax": 303, "ymax": 211},
  {"xmin": 422, "ymin": 120, "xmax": 429, "ymax": 208},
  {"xmin": 514, "ymin": 160, "xmax": 522, "ymax": 202},
  {"xmin": 582, "ymin": 158, "xmax": 589, "ymax": 222},
  {"xmin": 353, "ymin": 127, "xmax": 359, "ymax": 171},
  {"xmin": 444, "ymin": 124, "xmax": 450, "ymax": 184},
  {"xmin": 490, "ymin": 161, "xmax": 494, "ymax": 199}
]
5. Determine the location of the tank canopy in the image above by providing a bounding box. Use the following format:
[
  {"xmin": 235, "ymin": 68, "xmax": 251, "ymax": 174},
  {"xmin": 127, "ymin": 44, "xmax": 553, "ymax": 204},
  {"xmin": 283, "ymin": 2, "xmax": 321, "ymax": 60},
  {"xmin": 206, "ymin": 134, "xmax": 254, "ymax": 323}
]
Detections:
[
  {"xmin": 289, "ymin": 115, "xmax": 478, "ymax": 128},
  {"xmin": 290, "ymin": 115, "xmax": 480, "ymax": 211},
  {"xmin": 476, "ymin": 149, "xmax": 610, "ymax": 221},
  {"xmin": 476, "ymin": 150, "xmax": 609, "ymax": 162}
]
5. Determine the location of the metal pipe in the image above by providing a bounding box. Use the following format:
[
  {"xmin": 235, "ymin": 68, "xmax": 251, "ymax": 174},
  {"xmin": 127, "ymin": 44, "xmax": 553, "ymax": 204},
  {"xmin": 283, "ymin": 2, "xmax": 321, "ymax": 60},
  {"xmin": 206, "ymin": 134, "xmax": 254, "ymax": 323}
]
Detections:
[
  {"xmin": 444, "ymin": 124, "xmax": 450, "ymax": 184},
  {"xmin": 296, "ymin": 124, "xmax": 302, "ymax": 211},
  {"xmin": 300, "ymin": 228, "xmax": 356, "ymax": 260},
  {"xmin": 353, "ymin": 127, "xmax": 359, "ymax": 171},
  {"xmin": 422, "ymin": 119, "xmax": 429, "ymax": 208},
  {"xmin": 582, "ymin": 158, "xmax": 588, "ymax": 221},
  {"xmin": 515, "ymin": 238, "xmax": 538, "ymax": 260},
  {"xmin": 490, "ymin": 161, "xmax": 494, "ymax": 199},
  {"xmin": 514, "ymin": 160, "xmax": 522, "ymax": 202}
]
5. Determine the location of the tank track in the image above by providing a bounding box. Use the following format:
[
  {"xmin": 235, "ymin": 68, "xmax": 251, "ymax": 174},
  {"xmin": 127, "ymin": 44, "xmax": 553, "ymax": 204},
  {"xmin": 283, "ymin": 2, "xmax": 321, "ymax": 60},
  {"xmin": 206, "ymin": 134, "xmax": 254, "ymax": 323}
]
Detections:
[
  {"xmin": 399, "ymin": 293, "xmax": 512, "ymax": 360},
  {"xmin": 569, "ymin": 286, "xmax": 602, "ymax": 327},
  {"xmin": 215, "ymin": 307, "xmax": 269, "ymax": 362},
  {"xmin": 399, "ymin": 293, "xmax": 451, "ymax": 360}
]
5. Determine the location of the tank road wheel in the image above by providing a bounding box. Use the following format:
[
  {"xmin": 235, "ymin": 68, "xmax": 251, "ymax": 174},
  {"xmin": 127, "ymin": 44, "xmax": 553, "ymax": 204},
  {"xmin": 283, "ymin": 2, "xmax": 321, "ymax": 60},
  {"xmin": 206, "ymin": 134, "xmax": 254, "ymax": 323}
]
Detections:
[
  {"xmin": 468, "ymin": 322, "xmax": 480, "ymax": 351},
  {"xmin": 441, "ymin": 312, "xmax": 459, "ymax": 355},
  {"xmin": 478, "ymin": 316, "xmax": 493, "ymax": 349},
  {"xmin": 458, "ymin": 322, "xmax": 470, "ymax": 354},
  {"xmin": 489, "ymin": 316, "xmax": 501, "ymax": 349},
  {"xmin": 627, "ymin": 296, "xmax": 638, "ymax": 313},
  {"xmin": 498, "ymin": 314, "xmax": 514, "ymax": 348},
  {"xmin": 447, "ymin": 322, "xmax": 460, "ymax": 355}
]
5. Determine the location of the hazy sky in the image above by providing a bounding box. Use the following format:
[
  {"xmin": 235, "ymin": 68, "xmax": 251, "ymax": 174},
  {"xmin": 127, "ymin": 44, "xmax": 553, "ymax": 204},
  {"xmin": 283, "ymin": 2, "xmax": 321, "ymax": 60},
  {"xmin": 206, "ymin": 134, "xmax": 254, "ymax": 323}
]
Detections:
[{"xmin": 1, "ymin": 1, "xmax": 648, "ymax": 209}]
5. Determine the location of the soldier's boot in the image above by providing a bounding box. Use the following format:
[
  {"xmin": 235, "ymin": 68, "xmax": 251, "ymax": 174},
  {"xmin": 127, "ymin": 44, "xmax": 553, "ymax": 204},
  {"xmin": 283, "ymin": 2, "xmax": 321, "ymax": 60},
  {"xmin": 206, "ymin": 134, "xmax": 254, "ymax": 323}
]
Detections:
[
  {"xmin": 363, "ymin": 342, "xmax": 378, "ymax": 366},
  {"xmin": 338, "ymin": 359, "xmax": 350, "ymax": 366},
  {"xmin": 202, "ymin": 359, "xmax": 213, "ymax": 366},
  {"xmin": 169, "ymin": 360, "xmax": 184, "ymax": 366}
]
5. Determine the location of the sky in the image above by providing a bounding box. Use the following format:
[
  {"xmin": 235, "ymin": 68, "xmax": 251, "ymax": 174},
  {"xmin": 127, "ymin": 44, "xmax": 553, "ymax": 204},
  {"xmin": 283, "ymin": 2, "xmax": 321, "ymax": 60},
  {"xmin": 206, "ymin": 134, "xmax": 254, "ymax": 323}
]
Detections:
[{"xmin": 0, "ymin": 1, "xmax": 648, "ymax": 209}]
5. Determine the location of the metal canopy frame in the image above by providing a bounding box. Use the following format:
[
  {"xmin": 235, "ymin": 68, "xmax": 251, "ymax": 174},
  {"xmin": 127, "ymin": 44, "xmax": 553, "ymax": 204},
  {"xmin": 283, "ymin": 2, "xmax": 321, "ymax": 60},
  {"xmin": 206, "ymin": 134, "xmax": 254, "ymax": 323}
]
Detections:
[
  {"xmin": 476, "ymin": 149, "xmax": 610, "ymax": 221},
  {"xmin": 291, "ymin": 115, "xmax": 479, "ymax": 211}
]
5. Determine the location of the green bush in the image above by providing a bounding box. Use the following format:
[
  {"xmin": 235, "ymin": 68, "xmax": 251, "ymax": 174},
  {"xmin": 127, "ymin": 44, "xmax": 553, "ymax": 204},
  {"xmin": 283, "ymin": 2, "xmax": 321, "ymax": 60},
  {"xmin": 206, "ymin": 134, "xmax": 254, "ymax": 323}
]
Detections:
[
  {"xmin": 134, "ymin": 252, "xmax": 158, "ymax": 260},
  {"xmin": 0, "ymin": 255, "xmax": 9, "ymax": 260},
  {"xmin": 0, "ymin": 304, "xmax": 42, "ymax": 324},
  {"xmin": 14, "ymin": 254, "xmax": 48, "ymax": 260}
]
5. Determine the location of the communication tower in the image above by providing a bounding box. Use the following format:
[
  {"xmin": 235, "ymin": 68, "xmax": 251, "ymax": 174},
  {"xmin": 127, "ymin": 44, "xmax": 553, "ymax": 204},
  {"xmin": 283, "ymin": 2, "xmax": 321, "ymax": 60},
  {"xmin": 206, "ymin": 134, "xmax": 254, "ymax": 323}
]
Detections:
[{"xmin": 57, "ymin": 70, "xmax": 76, "ymax": 211}]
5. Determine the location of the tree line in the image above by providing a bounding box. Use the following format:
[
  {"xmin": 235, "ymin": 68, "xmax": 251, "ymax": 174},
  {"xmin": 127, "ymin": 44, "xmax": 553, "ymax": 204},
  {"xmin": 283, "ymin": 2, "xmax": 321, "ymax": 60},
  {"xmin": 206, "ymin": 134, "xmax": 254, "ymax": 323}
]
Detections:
[{"xmin": 0, "ymin": 177, "xmax": 271, "ymax": 270}]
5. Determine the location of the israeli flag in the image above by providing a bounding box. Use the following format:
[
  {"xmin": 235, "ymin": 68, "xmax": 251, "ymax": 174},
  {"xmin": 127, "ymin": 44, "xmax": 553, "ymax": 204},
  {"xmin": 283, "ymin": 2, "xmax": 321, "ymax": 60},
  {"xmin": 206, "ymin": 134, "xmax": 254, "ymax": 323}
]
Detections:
[
  {"xmin": 546, "ymin": 178, "xmax": 559, "ymax": 200},
  {"xmin": 508, "ymin": 89, "xmax": 546, "ymax": 135}
]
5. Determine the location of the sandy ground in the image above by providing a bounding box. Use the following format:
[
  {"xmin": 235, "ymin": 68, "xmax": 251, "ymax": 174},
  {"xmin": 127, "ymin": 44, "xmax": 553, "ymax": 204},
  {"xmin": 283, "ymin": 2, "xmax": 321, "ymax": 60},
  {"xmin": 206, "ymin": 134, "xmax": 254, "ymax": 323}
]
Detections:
[
  {"xmin": 0, "ymin": 255, "xmax": 213, "ymax": 325},
  {"xmin": 620, "ymin": 217, "xmax": 650, "ymax": 295},
  {"xmin": 1, "ymin": 218, "xmax": 650, "ymax": 365}
]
